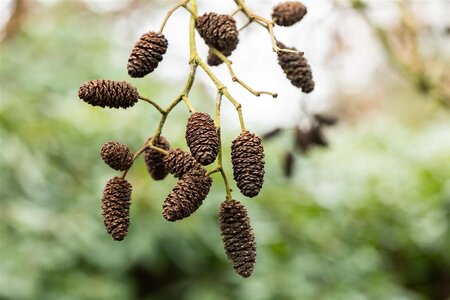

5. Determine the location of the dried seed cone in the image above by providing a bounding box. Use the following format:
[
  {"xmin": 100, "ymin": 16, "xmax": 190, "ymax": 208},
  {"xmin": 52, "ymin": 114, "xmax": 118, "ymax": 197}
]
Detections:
[
  {"xmin": 219, "ymin": 200, "xmax": 256, "ymax": 278},
  {"xmin": 127, "ymin": 32, "xmax": 168, "ymax": 78},
  {"xmin": 277, "ymin": 42, "xmax": 315, "ymax": 93},
  {"xmin": 163, "ymin": 148, "xmax": 203, "ymax": 178},
  {"xmin": 100, "ymin": 141, "xmax": 134, "ymax": 171},
  {"xmin": 272, "ymin": 1, "xmax": 307, "ymax": 27},
  {"xmin": 196, "ymin": 13, "xmax": 239, "ymax": 53},
  {"xmin": 186, "ymin": 112, "xmax": 219, "ymax": 166},
  {"xmin": 102, "ymin": 177, "xmax": 132, "ymax": 241},
  {"xmin": 207, "ymin": 48, "xmax": 232, "ymax": 66},
  {"xmin": 162, "ymin": 168, "xmax": 212, "ymax": 222},
  {"xmin": 231, "ymin": 131, "xmax": 265, "ymax": 198},
  {"xmin": 78, "ymin": 80, "xmax": 139, "ymax": 109},
  {"xmin": 143, "ymin": 136, "xmax": 171, "ymax": 180}
]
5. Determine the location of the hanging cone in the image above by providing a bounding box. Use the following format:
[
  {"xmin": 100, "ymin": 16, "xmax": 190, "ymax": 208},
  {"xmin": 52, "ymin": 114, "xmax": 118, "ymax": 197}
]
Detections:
[
  {"xmin": 78, "ymin": 80, "xmax": 139, "ymax": 109},
  {"xmin": 162, "ymin": 168, "xmax": 212, "ymax": 221},
  {"xmin": 102, "ymin": 176, "xmax": 132, "ymax": 241},
  {"xmin": 219, "ymin": 200, "xmax": 256, "ymax": 278},
  {"xmin": 127, "ymin": 32, "xmax": 168, "ymax": 78},
  {"xmin": 100, "ymin": 141, "xmax": 134, "ymax": 171},
  {"xmin": 272, "ymin": 1, "xmax": 307, "ymax": 27},
  {"xmin": 231, "ymin": 131, "xmax": 265, "ymax": 198},
  {"xmin": 196, "ymin": 13, "xmax": 239, "ymax": 53},
  {"xmin": 185, "ymin": 112, "xmax": 219, "ymax": 165},
  {"xmin": 143, "ymin": 136, "xmax": 171, "ymax": 180},
  {"xmin": 277, "ymin": 42, "xmax": 315, "ymax": 93}
]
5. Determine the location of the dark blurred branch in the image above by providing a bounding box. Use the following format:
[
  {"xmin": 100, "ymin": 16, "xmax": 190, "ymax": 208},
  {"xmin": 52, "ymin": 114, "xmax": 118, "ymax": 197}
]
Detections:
[
  {"xmin": 350, "ymin": 0, "xmax": 450, "ymax": 108},
  {"xmin": 1, "ymin": 0, "xmax": 29, "ymax": 42}
]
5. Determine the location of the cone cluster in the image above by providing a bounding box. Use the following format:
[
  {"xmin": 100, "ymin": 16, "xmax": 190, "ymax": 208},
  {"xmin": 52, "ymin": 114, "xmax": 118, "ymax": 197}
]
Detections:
[
  {"xmin": 186, "ymin": 112, "xmax": 219, "ymax": 166},
  {"xmin": 272, "ymin": 1, "xmax": 307, "ymax": 27},
  {"xmin": 162, "ymin": 149, "xmax": 212, "ymax": 221},
  {"xmin": 127, "ymin": 32, "xmax": 168, "ymax": 78},
  {"xmin": 219, "ymin": 200, "xmax": 256, "ymax": 278},
  {"xmin": 196, "ymin": 13, "xmax": 239, "ymax": 66},
  {"xmin": 277, "ymin": 42, "xmax": 315, "ymax": 93},
  {"xmin": 144, "ymin": 136, "xmax": 171, "ymax": 180},
  {"xmin": 102, "ymin": 177, "xmax": 132, "ymax": 241},
  {"xmin": 78, "ymin": 80, "xmax": 139, "ymax": 109},
  {"xmin": 100, "ymin": 141, "xmax": 134, "ymax": 171},
  {"xmin": 231, "ymin": 131, "xmax": 265, "ymax": 198}
]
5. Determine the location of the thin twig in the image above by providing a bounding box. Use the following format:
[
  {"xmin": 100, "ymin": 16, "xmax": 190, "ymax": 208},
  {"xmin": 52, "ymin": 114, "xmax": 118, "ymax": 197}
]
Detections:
[
  {"xmin": 159, "ymin": 0, "xmax": 189, "ymax": 33},
  {"xmin": 210, "ymin": 48, "xmax": 277, "ymax": 98},
  {"xmin": 138, "ymin": 95, "xmax": 166, "ymax": 114}
]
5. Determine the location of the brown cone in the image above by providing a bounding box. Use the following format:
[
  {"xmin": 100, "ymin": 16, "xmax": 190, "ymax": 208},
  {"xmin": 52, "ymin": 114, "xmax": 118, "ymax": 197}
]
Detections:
[
  {"xmin": 219, "ymin": 200, "xmax": 256, "ymax": 278},
  {"xmin": 102, "ymin": 176, "xmax": 132, "ymax": 241},
  {"xmin": 127, "ymin": 32, "xmax": 168, "ymax": 78},
  {"xmin": 143, "ymin": 136, "xmax": 171, "ymax": 180},
  {"xmin": 196, "ymin": 13, "xmax": 239, "ymax": 53},
  {"xmin": 207, "ymin": 48, "xmax": 232, "ymax": 66},
  {"xmin": 277, "ymin": 42, "xmax": 315, "ymax": 93},
  {"xmin": 231, "ymin": 131, "xmax": 265, "ymax": 198},
  {"xmin": 272, "ymin": 1, "xmax": 307, "ymax": 27},
  {"xmin": 100, "ymin": 141, "xmax": 134, "ymax": 171},
  {"xmin": 78, "ymin": 80, "xmax": 139, "ymax": 109},
  {"xmin": 186, "ymin": 112, "xmax": 219, "ymax": 166},
  {"xmin": 163, "ymin": 148, "xmax": 203, "ymax": 178},
  {"xmin": 163, "ymin": 168, "xmax": 212, "ymax": 221}
]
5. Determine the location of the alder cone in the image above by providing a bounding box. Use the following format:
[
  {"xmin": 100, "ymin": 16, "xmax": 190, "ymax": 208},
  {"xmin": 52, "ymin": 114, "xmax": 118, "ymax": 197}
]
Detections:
[
  {"xmin": 207, "ymin": 48, "xmax": 232, "ymax": 66},
  {"xmin": 163, "ymin": 168, "xmax": 212, "ymax": 221},
  {"xmin": 100, "ymin": 141, "xmax": 134, "ymax": 171},
  {"xmin": 186, "ymin": 112, "xmax": 219, "ymax": 165},
  {"xmin": 143, "ymin": 136, "xmax": 171, "ymax": 180},
  {"xmin": 78, "ymin": 80, "xmax": 139, "ymax": 109},
  {"xmin": 277, "ymin": 42, "xmax": 315, "ymax": 93},
  {"xmin": 102, "ymin": 177, "xmax": 132, "ymax": 241},
  {"xmin": 231, "ymin": 131, "xmax": 265, "ymax": 198},
  {"xmin": 196, "ymin": 13, "xmax": 239, "ymax": 53},
  {"xmin": 219, "ymin": 200, "xmax": 256, "ymax": 278},
  {"xmin": 127, "ymin": 32, "xmax": 168, "ymax": 78},
  {"xmin": 272, "ymin": 1, "xmax": 307, "ymax": 27},
  {"xmin": 163, "ymin": 148, "xmax": 203, "ymax": 178}
]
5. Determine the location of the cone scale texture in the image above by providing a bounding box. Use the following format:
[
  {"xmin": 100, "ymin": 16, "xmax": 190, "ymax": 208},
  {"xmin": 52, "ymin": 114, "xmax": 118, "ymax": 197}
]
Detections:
[
  {"xmin": 163, "ymin": 168, "xmax": 212, "ymax": 222},
  {"xmin": 163, "ymin": 148, "xmax": 204, "ymax": 178},
  {"xmin": 196, "ymin": 13, "xmax": 239, "ymax": 66},
  {"xmin": 231, "ymin": 131, "xmax": 265, "ymax": 198},
  {"xmin": 186, "ymin": 112, "xmax": 219, "ymax": 166},
  {"xmin": 272, "ymin": 1, "xmax": 307, "ymax": 27},
  {"xmin": 127, "ymin": 32, "xmax": 168, "ymax": 78},
  {"xmin": 100, "ymin": 141, "xmax": 134, "ymax": 171},
  {"xmin": 219, "ymin": 200, "xmax": 256, "ymax": 278},
  {"xmin": 102, "ymin": 177, "xmax": 132, "ymax": 241},
  {"xmin": 78, "ymin": 80, "xmax": 139, "ymax": 109},
  {"xmin": 144, "ymin": 136, "xmax": 171, "ymax": 180},
  {"xmin": 277, "ymin": 42, "xmax": 315, "ymax": 93}
]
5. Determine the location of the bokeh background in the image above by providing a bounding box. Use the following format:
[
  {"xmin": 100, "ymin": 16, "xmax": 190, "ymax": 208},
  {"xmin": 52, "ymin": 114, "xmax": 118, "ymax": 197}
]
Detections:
[{"xmin": 1, "ymin": 0, "xmax": 449, "ymax": 299}]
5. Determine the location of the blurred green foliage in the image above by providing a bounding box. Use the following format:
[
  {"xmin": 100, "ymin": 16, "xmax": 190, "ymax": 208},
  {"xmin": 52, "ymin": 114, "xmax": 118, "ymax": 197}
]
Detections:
[{"xmin": 1, "ymin": 2, "xmax": 449, "ymax": 300}]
